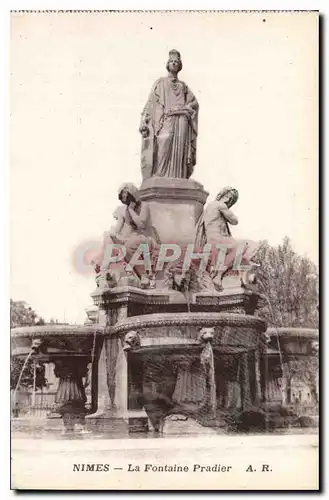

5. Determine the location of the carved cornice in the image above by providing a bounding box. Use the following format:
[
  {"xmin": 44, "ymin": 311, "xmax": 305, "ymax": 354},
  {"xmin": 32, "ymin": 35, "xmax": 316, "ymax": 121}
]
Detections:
[
  {"xmin": 265, "ymin": 328, "xmax": 319, "ymax": 357},
  {"xmin": 139, "ymin": 187, "xmax": 208, "ymax": 204},
  {"xmin": 91, "ymin": 287, "xmax": 262, "ymax": 312},
  {"xmin": 140, "ymin": 177, "xmax": 205, "ymax": 190},
  {"xmin": 195, "ymin": 290, "xmax": 260, "ymax": 307},
  {"xmin": 91, "ymin": 287, "xmax": 170, "ymax": 307},
  {"xmin": 139, "ymin": 177, "xmax": 209, "ymax": 204},
  {"xmin": 266, "ymin": 327, "xmax": 319, "ymax": 340},
  {"xmin": 11, "ymin": 324, "xmax": 103, "ymax": 339},
  {"xmin": 110, "ymin": 312, "xmax": 267, "ymax": 336}
]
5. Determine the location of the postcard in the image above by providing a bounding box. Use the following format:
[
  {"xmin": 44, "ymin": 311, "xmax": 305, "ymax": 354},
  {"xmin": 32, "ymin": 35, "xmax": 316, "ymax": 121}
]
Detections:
[{"xmin": 10, "ymin": 10, "xmax": 319, "ymax": 490}]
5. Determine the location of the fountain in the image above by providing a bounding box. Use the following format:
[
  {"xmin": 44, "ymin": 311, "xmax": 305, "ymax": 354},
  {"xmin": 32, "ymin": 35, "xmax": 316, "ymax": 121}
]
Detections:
[
  {"xmin": 260, "ymin": 327, "xmax": 319, "ymax": 429},
  {"xmin": 11, "ymin": 324, "xmax": 103, "ymax": 433},
  {"xmin": 11, "ymin": 49, "xmax": 318, "ymax": 436}
]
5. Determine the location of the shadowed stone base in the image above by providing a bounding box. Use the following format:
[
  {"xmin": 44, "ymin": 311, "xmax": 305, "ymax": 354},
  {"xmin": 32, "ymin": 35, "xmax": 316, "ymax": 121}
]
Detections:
[{"xmin": 85, "ymin": 408, "xmax": 149, "ymax": 434}]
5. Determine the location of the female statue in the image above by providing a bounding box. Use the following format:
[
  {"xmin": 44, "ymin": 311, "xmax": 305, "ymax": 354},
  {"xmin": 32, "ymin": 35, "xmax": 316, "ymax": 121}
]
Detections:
[{"xmin": 140, "ymin": 50, "xmax": 199, "ymax": 179}]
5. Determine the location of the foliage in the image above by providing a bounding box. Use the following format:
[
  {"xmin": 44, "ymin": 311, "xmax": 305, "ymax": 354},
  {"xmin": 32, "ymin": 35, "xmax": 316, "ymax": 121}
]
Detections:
[
  {"xmin": 288, "ymin": 356, "xmax": 319, "ymax": 404},
  {"xmin": 10, "ymin": 300, "xmax": 47, "ymax": 390},
  {"xmin": 10, "ymin": 299, "xmax": 45, "ymax": 328},
  {"xmin": 10, "ymin": 358, "xmax": 46, "ymax": 391},
  {"xmin": 253, "ymin": 237, "xmax": 318, "ymax": 328}
]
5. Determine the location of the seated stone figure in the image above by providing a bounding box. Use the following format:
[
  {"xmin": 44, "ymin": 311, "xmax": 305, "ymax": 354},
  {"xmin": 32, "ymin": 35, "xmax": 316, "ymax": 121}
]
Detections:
[
  {"xmin": 195, "ymin": 186, "xmax": 258, "ymax": 290},
  {"xmin": 94, "ymin": 183, "xmax": 159, "ymax": 286}
]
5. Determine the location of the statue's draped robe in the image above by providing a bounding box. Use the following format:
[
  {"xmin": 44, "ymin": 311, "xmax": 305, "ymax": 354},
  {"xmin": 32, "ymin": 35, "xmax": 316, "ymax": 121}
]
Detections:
[{"xmin": 141, "ymin": 77, "xmax": 198, "ymax": 179}]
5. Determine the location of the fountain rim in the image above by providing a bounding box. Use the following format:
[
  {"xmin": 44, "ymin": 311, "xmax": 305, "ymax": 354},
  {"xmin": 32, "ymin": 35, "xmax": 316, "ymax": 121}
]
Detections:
[
  {"xmin": 10, "ymin": 324, "xmax": 103, "ymax": 339},
  {"xmin": 267, "ymin": 327, "xmax": 318, "ymax": 339},
  {"xmin": 110, "ymin": 311, "xmax": 267, "ymax": 335}
]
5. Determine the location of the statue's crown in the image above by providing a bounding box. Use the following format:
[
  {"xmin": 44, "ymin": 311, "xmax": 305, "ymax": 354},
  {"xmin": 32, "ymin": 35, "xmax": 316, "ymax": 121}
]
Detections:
[{"xmin": 169, "ymin": 49, "xmax": 181, "ymax": 59}]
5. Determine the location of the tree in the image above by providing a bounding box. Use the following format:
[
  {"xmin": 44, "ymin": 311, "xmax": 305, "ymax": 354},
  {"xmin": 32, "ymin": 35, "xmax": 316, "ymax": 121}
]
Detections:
[
  {"xmin": 10, "ymin": 358, "xmax": 47, "ymax": 392},
  {"xmin": 10, "ymin": 299, "xmax": 45, "ymax": 328},
  {"xmin": 253, "ymin": 237, "xmax": 319, "ymax": 328},
  {"xmin": 10, "ymin": 300, "xmax": 47, "ymax": 391},
  {"xmin": 287, "ymin": 355, "xmax": 319, "ymax": 405}
]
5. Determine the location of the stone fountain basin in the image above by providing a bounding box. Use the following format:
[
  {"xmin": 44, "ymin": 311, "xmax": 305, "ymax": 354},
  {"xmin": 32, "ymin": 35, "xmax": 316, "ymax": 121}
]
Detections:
[
  {"xmin": 110, "ymin": 312, "xmax": 267, "ymax": 354},
  {"xmin": 11, "ymin": 324, "xmax": 103, "ymax": 360},
  {"xmin": 267, "ymin": 327, "xmax": 318, "ymax": 355},
  {"xmin": 11, "ymin": 325, "xmax": 105, "ymax": 417}
]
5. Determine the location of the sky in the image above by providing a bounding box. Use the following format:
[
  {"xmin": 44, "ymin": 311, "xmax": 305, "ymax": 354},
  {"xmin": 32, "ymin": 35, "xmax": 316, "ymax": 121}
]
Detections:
[{"xmin": 10, "ymin": 11, "xmax": 318, "ymax": 324}]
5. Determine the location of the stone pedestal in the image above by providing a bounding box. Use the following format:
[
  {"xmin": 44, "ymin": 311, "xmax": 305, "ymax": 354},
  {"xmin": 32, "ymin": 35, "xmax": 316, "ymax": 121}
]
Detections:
[
  {"xmin": 86, "ymin": 297, "xmax": 150, "ymax": 434},
  {"xmin": 86, "ymin": 334, "xmax": 149, "ymax": 434},
  {"xmin": 88, "ymin": 284, "xmax": 267, "ymax": 432},
  {"xmin": 139, "ymin": 177, "xmax": 208, "ymax": 244},
  {"xmin": 96, "ymin": 307, "xmax": 267, "ymax": 432}
]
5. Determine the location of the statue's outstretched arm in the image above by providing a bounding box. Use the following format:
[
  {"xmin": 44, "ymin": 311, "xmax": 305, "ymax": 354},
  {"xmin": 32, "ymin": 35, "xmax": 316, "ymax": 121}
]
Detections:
[
  {"xmin": 218, "ymin": 202, "xmax": 239, "ymax": 226},
  {"xmin": 127, "ymin": 203, "xmax": 150, "ymax": 231}
]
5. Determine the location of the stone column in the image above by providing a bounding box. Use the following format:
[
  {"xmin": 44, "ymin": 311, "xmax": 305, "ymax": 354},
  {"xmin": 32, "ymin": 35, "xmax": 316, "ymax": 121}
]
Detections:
[
  {"xmin": 240, "ymin": 351, "xmax": 252, "ymax": 411},
  {"xmin": 102, "ymin": 323, "xmax": 149, "ymax": 432},
  {"xmin": 247, "ymin": 349, "xmax": 262, "ymax": 407},
  {"xmin": 253, "ymin": 349, "xmax": 262, "ymax": 406},
  {"xmin": 127, "ymin": 352, "xmax": 148, "ymax": 432},
  {"xmin": 102, "ymin": 306, "xmax": 125, "ymax": 411},
  {"xmin": 105, "ymin": 336, "xmax": 120, "ymax": 407},
  {"xmin": 112, "ymin": 331, "xmax": 148, "ymax": 432},
  {"xmin": 95, "ymin": 341, "xmax": 112, "ymax": 412},
  {"xmin": 259, "ymin": 338, "xmax": 269, "ymax": 404}
]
